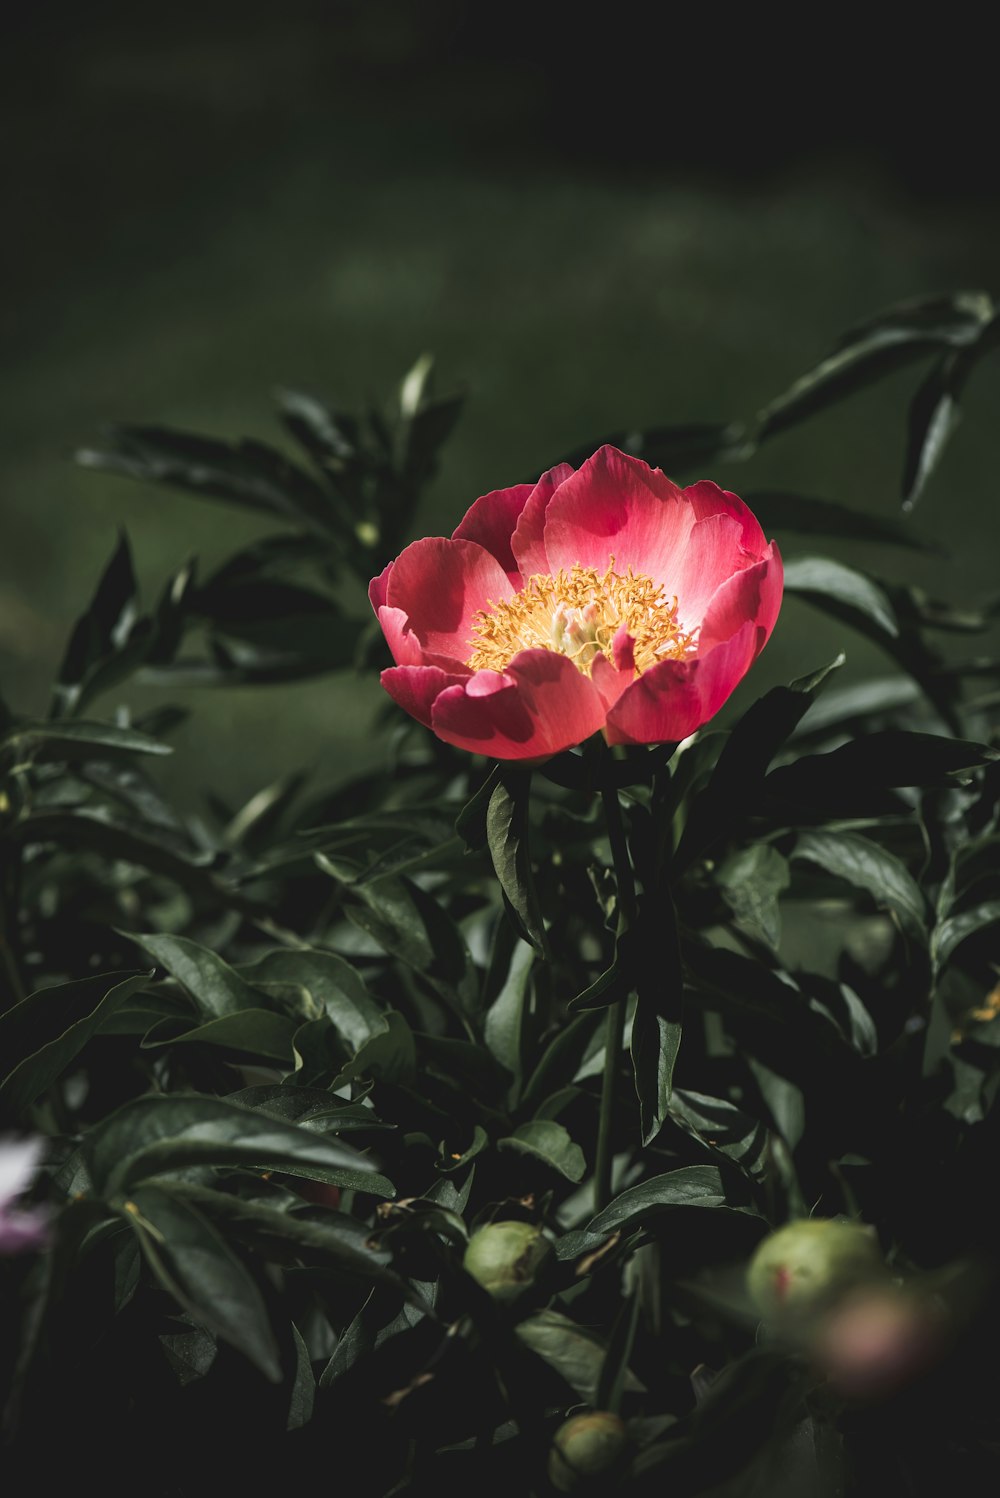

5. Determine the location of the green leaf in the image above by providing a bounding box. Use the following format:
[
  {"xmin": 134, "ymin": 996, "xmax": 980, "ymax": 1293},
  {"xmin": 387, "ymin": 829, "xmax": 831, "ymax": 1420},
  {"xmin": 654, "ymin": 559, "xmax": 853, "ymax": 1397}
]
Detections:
[
  {"xmin": 287, "ymin": 1325, "xmax": 316, "ymax": 1430},
  {"xmin": 683, "ymin": 944, "xmax": 853, "ymax": 1081},
  {"xmin": 559, "ymin": 422, "xmax": 743, "ymax": 477},
  {"xmin": 557, "ymin": 1165, "xmax": 758, "ymax": 1259},
  {"xmin": 139, "ymin": 1009, "xmax": 298, "ymax": 1064},
  {"xmin": 237, "ymin": 949, "xmax": 382, "ymax": 1050},
  {"xmin": 932, "ymin": 900, "xmax": 1000, "ymax": 971},
  {"xmin": 631, "ymin": 1009, "xmax": 682, "ymax": 1149},
  {"xmin": 515, "ymin": 1309, "xmax": 644, "ymax": 1403},
  {"xmin": 783, "ymin": 557, "xmax": 899, "ymax": 640},
  {"xmin": 486, "ymin": 772, "xmax": 547, "ymax": 953},
  {"xmin": 5, "ymin": 808, "xmax": 216, "ymax": 883},
  {"xmin": 791, "ymin": 830, "xmax": 926, "ymax": 941},
  {"xmin": 276, "ymin": 387, "xmax": 358, "ymax": 467},
  {"xmin": 402, "ymin": 388, "xmax": 465, "ymax": 485},
  {"xmin": 901, "ymin": 351, "xmax": 964, "ymax": 512},
  {"xmin": 224, "ymin": 1085, "xmax": 391, "ymax": 1133},
  {"xmin": 193, "ymin": 579, "xmax": 362, "ymax": 677},
  {"xmin": 332, "ymin": 1012, "xmax": 417, "ymax": 1089},
  {"xmin": 484, "ymin": 939, "xmax": 534, "ymax": 1087},
  {"xmin": 159, "ymin": 1323, "xmax": 218, "ymax": 1386},
  {"xmin": 668, "ymin": 1091, "xmax": 770, "ymax": 1179},
  {"xmin": 833, "ymin": 290, "xmax": 993, "ymax": 347},
  {"xmin": 129, "ymin": 933, "xmax": 263, "ymax": 1020},
  {"xmin": 123, "ymin": 1183, "xmax": 281, "ymax": 1381},
  {"xmin": 84, "ymin": 1093, "xmax": 391, "ymax": 1199},
  {"xmin": 319, "ymin": 1293, "xmax": 376, "ymax": 1386},
  {"xmin": 769, "ymin": 732, "xmax": 997, "ymax": 808},
  {"xmin": 630, "ymin": 889, "xmax": 684, "ymax": 1144},
  {"xmin": 674, "ymin": 656, "xmax": 844, "ymax": 870},
  {"xmin": 717, "ymin": 845, "xmax": 790, "ymax": 950},
  {"xmin": 78, "ymin": 425, "xmax": 336, "ymax": 535},
  {"xmin": 498, "ymin": 1121, "xmax": 586, "ymax": 1181},
  {"xmin": 520, "ymin": 1011, "xmax": 604, "ymax": 1114},
  {"xmin": 747, "ymin": 491, "xmax": 935, "ymax": 551},
  {"xmin": 790, "ymin": 676, "xmax": 921, "ymax": 738},
  {"xmin": 0, "ymin": 720, "xmax": 171, "ymax": 766},
  {"xmin": 0, "ymin": 971, "xmax": 153, "ymax": 1116},
  {"xmin": 51, "ymin": 531, "xmax": 140, "ymax": 717},
  {"xmin": 749, "ymin": 1058, "xmax": 805, "ymax": 1149},
  {"xmin": 426, "ymin": 1165, "xmax": 476, "ymax": 1213},
  {"xmin": 436, "ymin": 1124, "xmax": 488, "ymax": 1175},
  {"xmin": 165, "ymin": 1182, "xmax": 398, "ymax": 1281},
  {"xmin": 596, "ymin": 1290, "xmax": 641, "ymax": 1415},
  {"xmin": 455, "ymin": 764, "xmax": 503, "ymax": 851},
  {"xmin": 750, "ymin": 292, "xmax": 992, "ymax": 445},
  {"xmin": 340, "ymin": 871, "xmax": 477, "ymax": 1010}
]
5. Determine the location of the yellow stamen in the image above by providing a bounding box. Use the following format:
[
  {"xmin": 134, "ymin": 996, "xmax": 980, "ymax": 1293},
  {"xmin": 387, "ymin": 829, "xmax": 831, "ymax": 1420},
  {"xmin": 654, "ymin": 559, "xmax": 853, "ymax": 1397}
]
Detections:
[{"xmin": 467, "ymin": 560, "xmax": 697, "ymax": 676}]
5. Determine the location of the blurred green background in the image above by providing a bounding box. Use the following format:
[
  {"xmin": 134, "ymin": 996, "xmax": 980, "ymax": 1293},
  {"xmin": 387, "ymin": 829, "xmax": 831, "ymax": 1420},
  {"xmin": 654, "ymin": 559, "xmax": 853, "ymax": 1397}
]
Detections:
[{"xmin": 3, "ymin": 4, "xmax": 999, "ymax": 806}]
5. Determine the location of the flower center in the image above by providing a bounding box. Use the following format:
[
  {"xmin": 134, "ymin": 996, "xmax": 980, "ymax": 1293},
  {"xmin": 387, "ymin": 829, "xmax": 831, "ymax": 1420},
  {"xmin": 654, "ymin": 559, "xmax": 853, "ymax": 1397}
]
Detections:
[{"xmin": 467, "ymin": 561, "xmax": 697, "ymax": 675}]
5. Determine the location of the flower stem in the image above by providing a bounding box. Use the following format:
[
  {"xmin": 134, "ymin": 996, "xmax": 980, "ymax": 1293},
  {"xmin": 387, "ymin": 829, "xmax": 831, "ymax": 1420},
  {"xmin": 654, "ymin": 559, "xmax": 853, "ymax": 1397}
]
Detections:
[
  {"xmin": 594, "ymin": 994, "xmax": 626, "ymax": 1213},
  {"xmin": 594, "ymin": 776, "xmax": 637, "ymax": 1213}
]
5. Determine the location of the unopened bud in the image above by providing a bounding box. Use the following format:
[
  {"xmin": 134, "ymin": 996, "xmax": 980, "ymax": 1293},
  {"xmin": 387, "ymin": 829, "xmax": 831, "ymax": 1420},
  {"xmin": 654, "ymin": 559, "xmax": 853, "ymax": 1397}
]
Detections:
[
  {"xmin": 463, "ymin": 1220, "xmax": 553, "ymax": 1304},
  {"xmin": 548, "ymin": 1410, "xmax": 628, "ymax": 1491},
  {"xmin": 748, "ymin": 1217, "xmax": 884, "ymax": 1329}
]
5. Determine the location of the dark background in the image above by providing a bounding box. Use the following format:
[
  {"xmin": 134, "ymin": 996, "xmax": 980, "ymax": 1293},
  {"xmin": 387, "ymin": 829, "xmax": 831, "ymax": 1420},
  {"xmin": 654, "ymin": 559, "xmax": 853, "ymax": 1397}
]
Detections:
[{"xmin": 3, "ymin": 3, "xmax": 998, "ymax": 800}]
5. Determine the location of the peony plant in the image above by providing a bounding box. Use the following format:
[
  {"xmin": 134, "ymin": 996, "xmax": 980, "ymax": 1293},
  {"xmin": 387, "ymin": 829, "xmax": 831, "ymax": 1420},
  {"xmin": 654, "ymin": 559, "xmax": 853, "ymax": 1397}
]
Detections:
[{"xmin": 4, "ymin": 291, "xmax": 999, "ymax": 1494}]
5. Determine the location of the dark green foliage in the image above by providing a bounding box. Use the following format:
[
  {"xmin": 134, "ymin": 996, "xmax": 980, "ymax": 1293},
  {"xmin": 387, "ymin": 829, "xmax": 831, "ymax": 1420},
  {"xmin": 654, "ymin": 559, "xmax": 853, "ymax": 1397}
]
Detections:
[{"xmin": 3, "ymin": 303, "xmax": 1000, "ymax": 1495}]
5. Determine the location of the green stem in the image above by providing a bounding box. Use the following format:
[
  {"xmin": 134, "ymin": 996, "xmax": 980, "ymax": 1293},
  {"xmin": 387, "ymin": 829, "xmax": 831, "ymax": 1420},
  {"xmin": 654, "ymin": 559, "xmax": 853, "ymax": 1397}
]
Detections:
[
  {"xmin": 594, "ymin": 776, "xmax": 637, "ymax": 1213},
  {"xmin": 0, "ymin": 849, "xmax": 24, "ymax": 1011},
  {"xmin": 594, "ymin": 996, "xmax": 626, "ymax": 1212}
]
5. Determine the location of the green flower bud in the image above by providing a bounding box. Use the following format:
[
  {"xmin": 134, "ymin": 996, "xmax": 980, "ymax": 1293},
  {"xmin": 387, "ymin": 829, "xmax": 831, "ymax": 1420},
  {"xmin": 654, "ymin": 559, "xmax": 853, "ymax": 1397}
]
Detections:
[
  {"xmin": 463, "ymin": 1220, "xmax": 553, "ymax": 1303},
  {"xmin": 548, "ymin": 1411, "xmax": 628, "ymax": 1492},
  {"xmin": 748, "ymin": 1217, "xmax": 884, "ymax": 1327}
]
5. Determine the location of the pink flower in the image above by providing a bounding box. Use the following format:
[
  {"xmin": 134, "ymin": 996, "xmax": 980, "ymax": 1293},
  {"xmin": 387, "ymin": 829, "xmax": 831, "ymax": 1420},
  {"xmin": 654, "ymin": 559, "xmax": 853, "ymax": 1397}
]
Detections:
[
  {"xmin": 0, "ymin": 1135, "xmax": 50, "ymax": 1255},
  {"xmin": 370, "ymin": 446, "xmax": 782, "ymax": 761}
]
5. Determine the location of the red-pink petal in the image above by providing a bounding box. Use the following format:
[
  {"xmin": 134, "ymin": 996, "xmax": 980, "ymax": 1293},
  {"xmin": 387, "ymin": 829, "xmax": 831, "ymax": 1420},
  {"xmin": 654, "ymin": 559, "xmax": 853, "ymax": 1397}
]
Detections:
[
  {"xmin": 698, "ymin": 543, "xmax": 784, "ymax": 655},
  {"xmin": 540, "ymin": 446, "xmax": 692, "ymax": 581},
  {"xmin": 381, "ymin": 665, "xmax": 469, "ymax": 730},
  {"xmin": 430, "ymin": 649, "xmax": 607, "ymax": 761},
  {"xmin": 673, "ymin": 513, "xmax": 754, "ymax": 630},
  {"xmin": 510, "ymin": 462, "xmax": 576, "ymax": 579},
  {"xmin": 452, "ymin": 483, "xmax": 535, "ymax": 584},
  {"xmin": 368, "ymin": 561, "xmax": 393, "ymax": 613},
  {"xmin": 682, "ymin": 479, "xmax": 767, "ymax": 555},
  {"xmin": 591, "ymin": 650, "xmax": 635, "ymax": 714},
  {"xmin": 385, "ymin": 536, "xmax": 514, "ymax": 663},
  {"xmin": 375, "ymin": 605, "xmax": 425, "ymax": 667},
  {"xmin": 611, "ymin": 625, "xmax": 636, "ymax": 674},
  {"xmin": 605, "ymin": 620, "xmax": 758, "ymax": 746}
]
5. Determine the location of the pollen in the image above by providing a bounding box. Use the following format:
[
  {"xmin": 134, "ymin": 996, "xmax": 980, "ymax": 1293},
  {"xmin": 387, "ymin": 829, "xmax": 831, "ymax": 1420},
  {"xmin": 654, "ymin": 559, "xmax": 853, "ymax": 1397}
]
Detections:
[{"xmin": 467, "ymin": 560, "xmax": 697, "ymax": 676}]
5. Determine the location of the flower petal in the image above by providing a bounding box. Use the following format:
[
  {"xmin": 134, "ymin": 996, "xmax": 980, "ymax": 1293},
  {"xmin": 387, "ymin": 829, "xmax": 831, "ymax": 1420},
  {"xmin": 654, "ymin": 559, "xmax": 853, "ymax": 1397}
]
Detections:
[
  {"xmin": 381, "ymin": 665, "xmax": 470, "ymax": 730},
  {"xmin": 375, "ymin": 606, "xmax": 425, "ymax": 667},
  {"xmin": 591, "ymin": 650, "xmax": 635, "ymax": 714},
  {"xmin": 0, "ymin": 1135, "xmax": 46, "ymax": 1205},
  {"xmin": 510, "ymin": 462, "xmax": 576, "ymax": 578},
  {"xmin": 386, "ymin": 536, "xmax": 514, "ymax": 663},
  {"xmin": 368, "ymin": 561, "xmax": 393, "ymax": 613},
  {"xmin": 0, "ymin": 1205, "xmax": 50, "ymax": 1256},
  {"xmin": 682, "ymin": 479, "xmax": 767, "ymax": 555},
  {"xmin": 452, "ymin": 483, "xmax": 535, "ymax": 584},
  {"xmin": 698, "ymin": 543, "xmax": 783, "ymax": 655},
  {"xmin": 430, "ymin": 649, "xmax": 608, "ymax": 761},
  {"xmin": 540, "ymin": 446, "xmax": 692, "ymax": 581},
  {"xmin": 673, "ymin": 512, "xmax": 755, "ymax": 630},
  {"xmin": 605, "ymin": 619, "xmax": 758, "ymax": 746}
]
